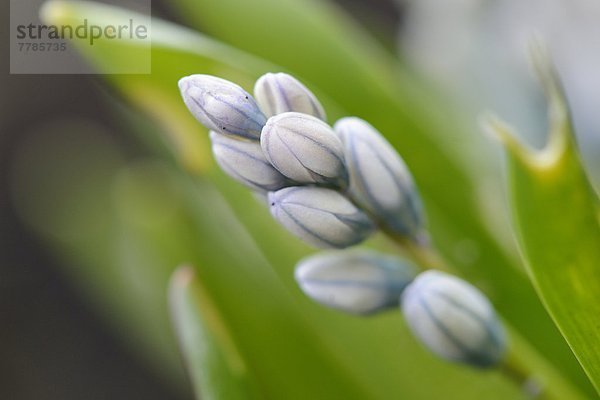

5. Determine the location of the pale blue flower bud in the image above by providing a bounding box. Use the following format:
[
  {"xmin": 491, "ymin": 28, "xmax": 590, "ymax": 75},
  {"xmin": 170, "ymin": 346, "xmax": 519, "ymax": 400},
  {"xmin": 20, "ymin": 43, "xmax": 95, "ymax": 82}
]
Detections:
[
  {"xmin": 268, "ymin": 186, "xmax": 374, "ymax": 248},
  {"xmin": 401, "ymin": 270, "xmax": 506, "ymax": 368},
  {"xmin": 261, "ymin": 112, "xmax": 348, "ymax": 187},
  {"xmin": 254, "ymin": 73, "xmax": 327, "ymax": 120},
  {"xmin": 295, "ymin": 250, "xmax": 417, "ymax": 315},
  {"xmin": 178, "ymin": 75, "xmax": 266, "ymax": 140},
  {"xmin": 209, "ymin": 131, "xmax": 289, "ymax": 191},
  {"xmin": 334, "ymin": 117, "xmax": 424, "ymax": 239}
]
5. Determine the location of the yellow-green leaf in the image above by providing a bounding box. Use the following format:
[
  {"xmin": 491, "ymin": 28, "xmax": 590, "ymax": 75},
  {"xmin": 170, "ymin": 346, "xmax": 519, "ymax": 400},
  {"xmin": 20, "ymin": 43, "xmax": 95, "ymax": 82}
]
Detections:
[
  {"xmin": 169, "ymin": 266, "xmax": 262, "ymax": 400},
  {"xmin": 487, "ymin": 53, "xmax": 600, "ymax": 394}
]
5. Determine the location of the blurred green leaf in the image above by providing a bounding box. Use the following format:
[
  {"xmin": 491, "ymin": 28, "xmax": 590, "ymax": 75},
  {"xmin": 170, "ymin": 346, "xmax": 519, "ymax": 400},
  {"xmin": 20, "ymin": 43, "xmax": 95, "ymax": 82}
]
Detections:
[
  {"xmin": 487, "ymin": 57, "xmax": 600, "ymax": 394},
  {"xmin": 169, "ymin": 266, "xmax": 262, "ymax": 400},
  {"xmin": 10, "ymin": 123, "xmax": 190, "ymax": 396}
]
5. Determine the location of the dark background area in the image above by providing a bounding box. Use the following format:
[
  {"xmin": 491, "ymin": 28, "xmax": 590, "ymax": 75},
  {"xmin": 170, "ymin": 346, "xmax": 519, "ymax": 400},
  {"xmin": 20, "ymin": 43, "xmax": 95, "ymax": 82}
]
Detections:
[{"xmin": 0, "ymin": 1, "xmax": 400, "ymax": 399}]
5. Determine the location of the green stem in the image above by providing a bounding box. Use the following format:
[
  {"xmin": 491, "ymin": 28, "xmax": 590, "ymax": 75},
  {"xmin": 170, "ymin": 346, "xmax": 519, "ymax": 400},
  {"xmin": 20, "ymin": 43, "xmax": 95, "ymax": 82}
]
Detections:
[
  {"xmin": 500, "ymin": 349, "xmax": 545, "ymax": 399},
  {"xmin": 385, "ymin": 231, "xmax": 565, "ymax": 400},
  {"xmin": 389, "ymin": 233, "xmax": 451, "ymax": 272}
]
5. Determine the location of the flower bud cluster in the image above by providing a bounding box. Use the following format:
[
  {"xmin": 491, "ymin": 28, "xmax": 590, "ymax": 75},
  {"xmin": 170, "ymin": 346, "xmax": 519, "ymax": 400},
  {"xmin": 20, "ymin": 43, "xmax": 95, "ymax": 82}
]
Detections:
[
  {"xmin": 179, "ymin": 72, "xmax": 424, "ymax": 248},
  {"xmin": 295, "ymin": 252, "xmax": 507, "ymax": 368},
  {"xmin": 179, "ymin": 72, "xmax": 508, "ymax": 370}
]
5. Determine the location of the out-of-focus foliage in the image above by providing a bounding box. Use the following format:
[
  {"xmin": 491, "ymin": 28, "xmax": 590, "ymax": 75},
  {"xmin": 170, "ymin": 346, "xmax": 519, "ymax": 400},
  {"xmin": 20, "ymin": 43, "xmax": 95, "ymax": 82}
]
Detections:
[
  {"xmin": 169, "ymin": 266, "xmax": 262, "ymax": 399},
  {"xmin": 18, "ymin": 0, "xmax": 598, "ymax": 398}
]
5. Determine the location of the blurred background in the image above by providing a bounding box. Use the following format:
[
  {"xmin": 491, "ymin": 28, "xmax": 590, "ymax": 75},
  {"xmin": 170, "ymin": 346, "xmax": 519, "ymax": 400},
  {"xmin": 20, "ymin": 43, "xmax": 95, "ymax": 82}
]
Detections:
[
  {"xmin": 1, "ymin": 0, "xmax": 598, "ymax": 399},
  {"xmin": 1, "ymin": 1, "xmax": 186, "ymax": 397},
  {"xmin": 1, "ymin": 1, "xmax": 399, "ymax": 399}
]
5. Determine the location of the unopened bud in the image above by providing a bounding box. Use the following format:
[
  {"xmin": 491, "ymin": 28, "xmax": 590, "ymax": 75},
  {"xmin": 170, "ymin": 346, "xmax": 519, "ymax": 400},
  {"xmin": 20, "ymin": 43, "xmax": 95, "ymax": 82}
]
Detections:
[
  {"xmin": 268, "ymin": 186, "xmax": 374, "ymax": 248},
  {"xmin": 295, "ymin": 250, "xmax": 417, "ymax": 315},
  {"xmin": 209, "ymin": 131, "xmax": 289, "ymax": 191},
  {"xmin": 262, "ymin": 112, "xmax": 347, "ymax": 187},
  {"xmin": 179, "ymin": 75, "xmax": 266, "ymax": 140},
  {"xmin": 401, "ymin": 270, "xmax": 506, "ymax": 368},
  {"xmin": 334, "ymin": 117, "xmax": 424, "ymax": 239},
  {"xmin": 254, "ymin": 72, "xmax": 326, "ymax": 120}
]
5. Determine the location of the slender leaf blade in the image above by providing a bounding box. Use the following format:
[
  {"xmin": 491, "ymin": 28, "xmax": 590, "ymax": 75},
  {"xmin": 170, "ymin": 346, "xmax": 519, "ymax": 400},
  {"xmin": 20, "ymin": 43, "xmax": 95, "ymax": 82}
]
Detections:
[
  {"xmin": 487, "ymin": 57, "xmax": 600, "ymax": 393},
  {"xmin": 169, "ymin": 265, "xmax": 262, "ymax": 400}
]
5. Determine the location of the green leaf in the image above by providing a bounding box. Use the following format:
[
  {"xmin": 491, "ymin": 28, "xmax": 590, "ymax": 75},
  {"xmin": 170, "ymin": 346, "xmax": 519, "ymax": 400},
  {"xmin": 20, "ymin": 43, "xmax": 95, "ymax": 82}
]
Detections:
[
  {"xmin": 486, "ymin": 52, "xmax": 600, "ymax": 394},
  {"xmin": 169, "ymin": 266, "xmax": 262, "ymax": 400}
]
